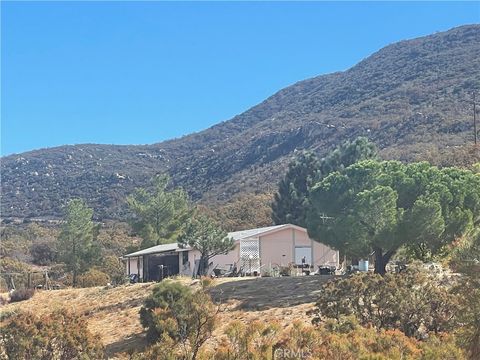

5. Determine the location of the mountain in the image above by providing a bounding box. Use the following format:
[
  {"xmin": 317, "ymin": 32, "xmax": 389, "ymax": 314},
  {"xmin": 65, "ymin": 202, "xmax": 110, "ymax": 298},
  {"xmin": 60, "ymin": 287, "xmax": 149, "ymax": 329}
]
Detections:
[{"xmin": 2, "ymin": 25, "xmax": 480, "ymax": 220}]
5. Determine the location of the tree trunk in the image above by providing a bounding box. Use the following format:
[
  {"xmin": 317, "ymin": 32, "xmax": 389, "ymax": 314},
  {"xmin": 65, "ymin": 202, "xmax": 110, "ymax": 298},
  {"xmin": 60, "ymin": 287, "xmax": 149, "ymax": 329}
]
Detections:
[
  {"xmin": 198, "ymin": 255, "xmax": 209, "ymax": 277},
  {"xmin": 374, "ymin": 249, "xmax": 386, "ymax": 275},
  {"xmin": 373, "ymin": 248, "xmax": 396, "ymax": 276}
]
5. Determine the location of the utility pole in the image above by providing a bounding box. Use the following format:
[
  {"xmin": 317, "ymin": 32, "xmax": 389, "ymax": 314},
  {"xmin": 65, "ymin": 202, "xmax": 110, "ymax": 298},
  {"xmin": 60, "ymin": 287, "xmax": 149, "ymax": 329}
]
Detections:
[{"xmin": 474, "ymin": 92, "xmax": 478, "ymax": 146}]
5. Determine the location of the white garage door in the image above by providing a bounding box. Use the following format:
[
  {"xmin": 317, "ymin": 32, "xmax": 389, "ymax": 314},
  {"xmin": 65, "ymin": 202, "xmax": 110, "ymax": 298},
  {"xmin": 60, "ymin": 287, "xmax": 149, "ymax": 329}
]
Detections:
[{"xmin": 295, "ymin": 247, "xmax": 312, "ymax": 265}]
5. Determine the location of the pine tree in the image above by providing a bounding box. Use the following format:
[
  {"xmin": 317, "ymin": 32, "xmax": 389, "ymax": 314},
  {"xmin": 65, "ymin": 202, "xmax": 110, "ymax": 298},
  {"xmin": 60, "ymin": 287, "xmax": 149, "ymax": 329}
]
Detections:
[
  {"xmin": 272, "ymin": 151, "xmax": 320, "ymax": 226},
  {"xmin": 319, "ymin": 137, "xmax": 378, "ymax": 175},
  {"xmin": 57, "ymin": 199, "xmax": 100, "ymax": 286},
  {"xmin": 272, "ymin": 137, "xmax": 377, "ymax": 227},
  {"xmin": 127, "ymin": 175, "xmax": 191, "ymax": 248}
]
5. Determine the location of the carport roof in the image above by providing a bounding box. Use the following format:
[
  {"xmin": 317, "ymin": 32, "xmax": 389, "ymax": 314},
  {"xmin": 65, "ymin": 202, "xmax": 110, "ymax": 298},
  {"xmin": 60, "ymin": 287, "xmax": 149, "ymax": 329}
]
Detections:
[{"xmin": 123, "ymin": 243, "xmax": 187, "ymax": 257}]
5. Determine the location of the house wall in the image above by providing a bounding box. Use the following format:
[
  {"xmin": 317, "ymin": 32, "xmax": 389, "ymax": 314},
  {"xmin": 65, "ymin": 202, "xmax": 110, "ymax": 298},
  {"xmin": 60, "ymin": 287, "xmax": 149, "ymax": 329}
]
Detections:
[
  {"xmin": 259, "ymin": 227, "xmax": 339, "ymax": 269},
  {"xmin": 259, "ymin": 228, "xmax": 294, "ymax": 267},
  {"xmin": 183, "ymin": 245, "xmax": 240, "ymax": 275},
  {"xmin": 210, "ymin": 244, "xmax": 240, "ymax": 269},
  {"xmin": 312, "ymin": 240, "xmax": 339, "ymax": 268}
]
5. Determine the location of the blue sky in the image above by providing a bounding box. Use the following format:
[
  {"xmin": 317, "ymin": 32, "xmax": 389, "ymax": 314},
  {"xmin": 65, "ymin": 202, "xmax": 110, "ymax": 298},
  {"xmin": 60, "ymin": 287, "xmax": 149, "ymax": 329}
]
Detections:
[{"xmin": 2, "ymin": 1, "xmax": 479, "ymax": 156}]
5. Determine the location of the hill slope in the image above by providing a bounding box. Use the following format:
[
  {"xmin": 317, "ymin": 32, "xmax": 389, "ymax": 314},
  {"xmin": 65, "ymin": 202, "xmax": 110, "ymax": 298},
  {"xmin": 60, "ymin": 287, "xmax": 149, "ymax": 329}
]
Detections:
[
  {"xmin": 2, "ymin": 25, "xmax": 480, "ymax": 220},
  {"xmin": 0, "ymin": 276, "xmax": 331, "ymax": 359}
]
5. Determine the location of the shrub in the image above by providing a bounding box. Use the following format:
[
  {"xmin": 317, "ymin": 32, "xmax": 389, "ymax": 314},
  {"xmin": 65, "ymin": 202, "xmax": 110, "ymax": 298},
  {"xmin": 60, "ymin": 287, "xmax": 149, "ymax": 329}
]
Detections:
[
  {"xmin": 9, "ymin": 288, "xmax": 34, "ymax": 303},
  {"xmin": 139, "ymin": 280, "xmax": 218, "ymax": 358},
  {"xmin": 207, "ymin": 319, "xmax": 465, "ymax": 360},
  {"xmin": 279, "ymin": 263, "xmax": 293, "ymax": 276},
  {"xmin": 29, "ymin": 242, "xmax": 56, "ymax": 265},
  {"xmin": 0, "ymin": 309, "xmax": 105, "ymax": 359},
  {"xmin": 450, "ymin": 230, "xmax": 480, "ymax": 359},
  {"xmin": 76, "ymin": 268, "xmax": 110, "ymax": 288},
  {"xmin": 0, "ymin": 295, "xmax": 9, "ymax": 305},
  {"xmin": 309, "ymin": 267, "xmax": 459, "ymax": 338},
  {"xmin": 199, "ymin": 276, "xmax": 214, "ymax": 289},
  {"xmin": 0, "ymin": 257, "xmax": 31, "ymax": 291},
  {"xmin": 214, "ymin": 320, "xmax": 281, "ymax": 359},
  {"xmin": 131, "ymin": 334, "xmax": 177, "ymax": 360},
  {"xmin": 99, "ymin": 255, "xmax": 126, "ymax": 285},
  {"xmin": 420, "ymin": 334, "xmax": 466, "ymax": 360}
]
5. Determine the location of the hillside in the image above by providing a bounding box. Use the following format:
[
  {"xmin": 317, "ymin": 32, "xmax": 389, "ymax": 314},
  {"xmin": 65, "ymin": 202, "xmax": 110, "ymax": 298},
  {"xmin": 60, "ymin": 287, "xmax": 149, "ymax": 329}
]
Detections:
[
  {"xmin": 0, "ymin": 276, "xmax": 332, "ymax": 359},
  {"xmin": 2, "ymin": 24, "xmax": 479, "ymax": 220}
]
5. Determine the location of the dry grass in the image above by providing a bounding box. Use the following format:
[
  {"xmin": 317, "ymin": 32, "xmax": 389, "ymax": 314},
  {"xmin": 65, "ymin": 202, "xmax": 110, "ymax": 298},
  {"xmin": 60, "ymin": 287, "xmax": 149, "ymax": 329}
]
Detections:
[
  {"xmin": 1, "ymin": 282, "xmax": 156, "ymax": 357},
  {"xmin": 0, "ymin": 275, "xmax": 335, "ymax": 359}
]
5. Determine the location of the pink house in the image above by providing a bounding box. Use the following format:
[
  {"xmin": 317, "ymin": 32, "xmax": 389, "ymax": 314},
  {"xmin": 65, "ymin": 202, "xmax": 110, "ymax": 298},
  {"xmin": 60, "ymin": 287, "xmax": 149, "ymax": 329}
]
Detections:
[{"xmin": 123, "ymin": 224, "xmax": 339, "ymax": 281}]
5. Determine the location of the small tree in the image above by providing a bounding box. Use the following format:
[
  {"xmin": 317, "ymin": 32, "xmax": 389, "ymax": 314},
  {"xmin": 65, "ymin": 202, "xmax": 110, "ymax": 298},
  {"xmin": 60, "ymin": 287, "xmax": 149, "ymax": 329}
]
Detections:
[
  {"xmin": 139, "ymin": 281, "xmax": 218, "ymax": 359},
  {"xmin": 178, "ymin": 212, "xmax": 234, "ymax": 276},
  {"xmin": 57, "ymin": 199, "xmax": 101, "ymax": 286},
  {"xmin": 127, "ymin": 175, "xmax": 191, "ymax": 248}
]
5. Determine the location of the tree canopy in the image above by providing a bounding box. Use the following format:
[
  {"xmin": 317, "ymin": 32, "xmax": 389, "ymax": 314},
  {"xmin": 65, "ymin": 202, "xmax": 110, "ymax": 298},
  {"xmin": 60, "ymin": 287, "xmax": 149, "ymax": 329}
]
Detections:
[
  {"xmin": 57, "ymin": 199, "xmax": 100, "ymax": 286},
  {"xmin": 307, "ymin": 160, "xmax": 480, "ymax": 274},
  {"xmin": 272, "ymin": 151, "xmax": 320, "ymax": 227},
  {"xmin": 178, "ymin": 211, "xmax": 234, "ymax": 276},
  {"xmin": 127, "ymin": 175, "xmax": 191, "ymax": 248},
  {"xmin": 272, "ymin": 137, "xmax": 377, "ymax": 227}
]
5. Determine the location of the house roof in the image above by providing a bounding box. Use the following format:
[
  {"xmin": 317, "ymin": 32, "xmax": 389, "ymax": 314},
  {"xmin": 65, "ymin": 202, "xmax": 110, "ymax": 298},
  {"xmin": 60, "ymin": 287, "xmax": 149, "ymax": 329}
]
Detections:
[
  {"xmin": 123, "ymin": 224, "xmax": 306, "ymax": 257},
  {"xmin": 227, "ymin": 224, "xmax": 289, "ymax": 241}
]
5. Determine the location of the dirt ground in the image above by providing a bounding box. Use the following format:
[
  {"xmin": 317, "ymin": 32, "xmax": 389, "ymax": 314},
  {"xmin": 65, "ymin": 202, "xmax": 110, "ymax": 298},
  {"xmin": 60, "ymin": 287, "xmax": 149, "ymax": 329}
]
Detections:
[{"xmin": 0, "ymin": 275, "xmax": 335, "ymax": 359}]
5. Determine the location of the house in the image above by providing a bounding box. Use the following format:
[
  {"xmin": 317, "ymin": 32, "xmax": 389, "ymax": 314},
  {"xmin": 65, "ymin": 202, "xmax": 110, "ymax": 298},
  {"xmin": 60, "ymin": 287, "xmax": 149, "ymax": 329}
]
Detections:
[{"xmin": 123, "ymin": 224, "xmax": 339, "ymax": 281}]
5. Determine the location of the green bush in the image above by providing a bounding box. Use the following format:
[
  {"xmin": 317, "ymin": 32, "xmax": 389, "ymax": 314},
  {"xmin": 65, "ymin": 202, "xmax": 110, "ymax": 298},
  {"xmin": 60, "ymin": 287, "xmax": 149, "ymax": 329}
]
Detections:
[
  {"xmin": 0, "ymin": 309, "xmax": 105, "ymax": 359},
  {"xmin": 139, "ymin": 280, "xmax": 217, "ymax": 358},
  {"xmin": 309, "ymin": 267, "xmax": 459, "ymax": 338}
]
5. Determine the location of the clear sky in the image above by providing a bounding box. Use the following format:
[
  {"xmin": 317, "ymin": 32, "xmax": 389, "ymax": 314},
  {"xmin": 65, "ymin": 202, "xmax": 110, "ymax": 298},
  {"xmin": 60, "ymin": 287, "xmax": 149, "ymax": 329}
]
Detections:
[{"xmin": 2, "ymin": 1, "xmax": 479, "ymax": 155}]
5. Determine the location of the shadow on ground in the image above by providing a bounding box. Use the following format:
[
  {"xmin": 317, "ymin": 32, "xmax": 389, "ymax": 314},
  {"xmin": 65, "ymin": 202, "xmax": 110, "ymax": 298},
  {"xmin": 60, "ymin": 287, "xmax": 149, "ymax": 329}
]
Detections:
[
  {"xmin": 105, "ymin": 333, "xmax": 148, "ymax": 358},
  {"xmin": 210, "ymin": 275, "xmax": 336, "ymax": 311}
]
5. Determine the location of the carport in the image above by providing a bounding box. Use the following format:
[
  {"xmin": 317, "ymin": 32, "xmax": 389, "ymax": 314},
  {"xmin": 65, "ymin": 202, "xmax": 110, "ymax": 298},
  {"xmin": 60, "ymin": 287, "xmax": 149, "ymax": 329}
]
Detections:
[{"xmin": 123, "ymin": 243, "xmax": 188, "ymax": 282}]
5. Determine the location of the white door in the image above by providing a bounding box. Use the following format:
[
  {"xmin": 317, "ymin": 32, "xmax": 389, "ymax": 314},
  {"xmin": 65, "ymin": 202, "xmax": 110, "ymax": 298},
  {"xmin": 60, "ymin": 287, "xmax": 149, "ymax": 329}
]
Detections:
[{"xmin": 295, "ymin": 247, "xmax": 312, "ymax": 265}]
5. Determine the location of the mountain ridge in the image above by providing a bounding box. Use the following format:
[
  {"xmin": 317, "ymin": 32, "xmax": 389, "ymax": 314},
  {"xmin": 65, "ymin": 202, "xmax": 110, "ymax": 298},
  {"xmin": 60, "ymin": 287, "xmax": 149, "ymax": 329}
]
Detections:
[{"xmin": 2, "ymin": 24, "xmax": 479, "ymax": 220}]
